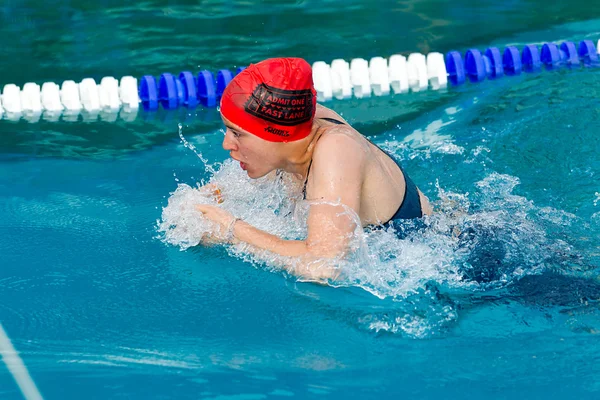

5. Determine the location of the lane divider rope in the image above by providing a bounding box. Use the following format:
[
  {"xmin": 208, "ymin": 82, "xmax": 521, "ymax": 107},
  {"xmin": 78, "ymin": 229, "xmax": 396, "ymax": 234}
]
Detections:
[{"xmin": 0, "ymin": 39, "xmax": 597, "ymax": 122}]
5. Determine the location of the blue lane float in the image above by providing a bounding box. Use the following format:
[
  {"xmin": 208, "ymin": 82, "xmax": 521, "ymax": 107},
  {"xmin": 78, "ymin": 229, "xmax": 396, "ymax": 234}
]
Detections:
[
  {"xmin": 445, "ymin": 51, "xmax": 466, "ymax": 85},
  {"xmin": 197, "ymin": 70, "xmax": 217, "ymax": 107},
  {"xmin": 175, "ymin": 77, "xmax": 185, "ymax": 105},
  {"xmin": 502, "ymin": 46, "xmax": 522, "ymax": 76},
  {"xmin": 139, "ymin": 75, "xmax": 159, "ymax": 111},
  {"xmin": 465, "ymin": 49, "xmax": 485, "ymax": 82},
  {"xmin": 485, "ymin": 47, "xmax": 504, "ymax": 79},
  {"xmin": 578, "ymin": 40, "xmax": 598, "ymax": 65},
  {"xmin": 541, "ymin": 43, "xmax": 560, "ymax": 69},
  {"xmin": 158, "ymin": 73, "xmax": 178, "ymax": 109},
  {"xmin": 521, "ymin": 44, "xmax": 541, "ymax": 72},
  {"xmin": 560, "ymin": 41, "xmax": 579, "ymax": 66},
  {"xmin": 216, "ymin": 69, "xmax": 234, "ymax": 99},
  {"xmin": 179, "ymin": 71, "xmax": 198, "ymax": 108}
]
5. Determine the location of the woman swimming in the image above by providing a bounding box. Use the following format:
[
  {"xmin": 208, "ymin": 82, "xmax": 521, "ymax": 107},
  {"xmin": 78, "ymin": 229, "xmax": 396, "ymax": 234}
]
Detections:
[{"xmin": 195, "ymin": 57, "xmax": 433, "ymax": 281}]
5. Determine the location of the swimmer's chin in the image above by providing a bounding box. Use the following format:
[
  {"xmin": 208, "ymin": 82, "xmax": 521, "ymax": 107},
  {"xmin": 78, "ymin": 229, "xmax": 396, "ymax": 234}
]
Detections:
[{"xmin": 245, "ymin": 168, "xmax": 273, "ymax": 180}]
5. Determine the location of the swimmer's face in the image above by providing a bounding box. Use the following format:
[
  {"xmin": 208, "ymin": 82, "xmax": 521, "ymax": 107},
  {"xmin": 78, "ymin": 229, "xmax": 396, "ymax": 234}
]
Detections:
[{"xmin": 221, "ymin": 117, "xmax": 281, "ymax": 179}]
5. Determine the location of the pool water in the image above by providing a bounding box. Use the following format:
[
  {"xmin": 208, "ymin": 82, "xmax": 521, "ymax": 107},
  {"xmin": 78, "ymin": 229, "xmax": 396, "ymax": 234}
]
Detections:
[{"xmin": 2, "ymin": 1, "xmax": 600, "ymax": 399}]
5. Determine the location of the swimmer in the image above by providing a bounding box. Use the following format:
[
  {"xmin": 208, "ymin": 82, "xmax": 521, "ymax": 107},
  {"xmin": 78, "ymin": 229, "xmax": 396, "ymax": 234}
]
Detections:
[{"xmin": 195, "ymin": 57, "xmax": 433, "ymax": 281}]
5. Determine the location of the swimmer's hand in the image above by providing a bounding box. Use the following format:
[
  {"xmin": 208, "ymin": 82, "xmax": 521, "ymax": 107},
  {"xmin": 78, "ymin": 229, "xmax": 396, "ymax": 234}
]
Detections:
[
  {"xmin": 196, "ymin": 204, "xmax": 236, "ymax": 244},
  {"xmin": 198, "ymin": 183, "xmax": 224, "ymax": 204},
  {"xmin": 195, "ymin": 203, "xmax": 341, "ymax": 283}
]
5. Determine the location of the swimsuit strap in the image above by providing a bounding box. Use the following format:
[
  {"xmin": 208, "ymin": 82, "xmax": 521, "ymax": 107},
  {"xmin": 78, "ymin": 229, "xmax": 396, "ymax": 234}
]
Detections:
[
  {"xmin": 368, "ymin": 141, "xmax": 423, "ymax": 220},
  {"xmin": 320, "ymin": 117, "xmax": 346, "ymax": 125}
]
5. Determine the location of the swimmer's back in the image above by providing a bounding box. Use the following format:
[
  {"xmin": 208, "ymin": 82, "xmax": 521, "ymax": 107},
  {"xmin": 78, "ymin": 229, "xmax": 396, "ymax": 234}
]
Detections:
[{"xmin": 308, "ymin": 105, "xmax": 432, "ymax": 226}]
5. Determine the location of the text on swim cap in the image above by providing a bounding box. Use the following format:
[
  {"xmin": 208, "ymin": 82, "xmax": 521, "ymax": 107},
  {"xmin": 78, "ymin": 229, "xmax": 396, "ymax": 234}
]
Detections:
[
  {"xmin": 244, "ymin": 83, "xmax": 313, "ymax": 127},
  {"xmin": 264, "ymin": 126, "xmax": 290, "ymax": 137}
]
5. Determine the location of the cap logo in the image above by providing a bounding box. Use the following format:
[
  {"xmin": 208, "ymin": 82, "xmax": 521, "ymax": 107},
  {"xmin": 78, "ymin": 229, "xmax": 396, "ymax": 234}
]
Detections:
[{"xmin": 244, "ymin": 83, "xmax": 313, "ymax": 126}]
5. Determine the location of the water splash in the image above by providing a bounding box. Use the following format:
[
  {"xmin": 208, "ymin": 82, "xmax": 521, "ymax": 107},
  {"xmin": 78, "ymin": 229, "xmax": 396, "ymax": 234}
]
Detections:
[
  {"xmin": 177, "ymin": 123, "xmax": 219, "ymax": 176},
  {"xmin": 160, "ymin": 118, "xmax": 586, "ymax": 338},
  {"xmin": 157, "ymin": 154, "xmax": 581, "ymax": 338},
  {"xmin": 156, "ymin": 160, "xmax": 304, "ymax": 250}
]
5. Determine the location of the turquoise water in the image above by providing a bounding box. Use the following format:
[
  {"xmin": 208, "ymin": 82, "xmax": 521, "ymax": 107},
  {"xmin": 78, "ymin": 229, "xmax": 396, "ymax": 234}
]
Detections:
[{"xmin": 2, "ymin": 1, "xmax": 600, "ymax": 399}]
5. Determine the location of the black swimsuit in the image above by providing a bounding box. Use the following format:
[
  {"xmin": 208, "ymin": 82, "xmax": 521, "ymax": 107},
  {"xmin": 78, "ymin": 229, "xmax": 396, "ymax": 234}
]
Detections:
[{"xmin": 303, "ymin": 117, "xmax": 423, "ymax": 225}]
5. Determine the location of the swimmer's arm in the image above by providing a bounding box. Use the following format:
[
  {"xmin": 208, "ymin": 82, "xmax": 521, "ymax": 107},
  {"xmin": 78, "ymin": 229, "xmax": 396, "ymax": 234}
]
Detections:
[
  {"xmin": 231, "ymin": 134, "xmax": 365, "ymax": 281},
  {"xmin": 230, "ymin": 223, "xmax": 334, "ymax": 281},
  {"xmin": 231, "ymin": 202, "xmax": 359, "ymax": 281},
  {"xmin": 231, "ymin": 222, "xmax": 309, "ymax": 257}
]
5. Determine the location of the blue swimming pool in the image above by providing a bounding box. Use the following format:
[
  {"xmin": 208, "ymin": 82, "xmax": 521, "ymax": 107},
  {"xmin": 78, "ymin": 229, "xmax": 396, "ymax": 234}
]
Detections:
[{"xmin": 2, "ymin": 1, "xmax": 600, "ymax": 399}]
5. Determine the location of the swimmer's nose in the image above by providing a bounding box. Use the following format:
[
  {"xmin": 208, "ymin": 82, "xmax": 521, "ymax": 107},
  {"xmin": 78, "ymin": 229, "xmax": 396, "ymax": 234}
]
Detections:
[{"xmin": 222, "ymin": 130, "xmax": 237, "ymax": 152}]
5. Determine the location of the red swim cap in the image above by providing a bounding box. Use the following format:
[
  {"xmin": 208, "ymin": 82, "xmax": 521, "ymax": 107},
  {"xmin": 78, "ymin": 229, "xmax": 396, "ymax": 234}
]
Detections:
[{"xmin": 220, "ymin": 57, "xmax": 317, "ymax": 143}]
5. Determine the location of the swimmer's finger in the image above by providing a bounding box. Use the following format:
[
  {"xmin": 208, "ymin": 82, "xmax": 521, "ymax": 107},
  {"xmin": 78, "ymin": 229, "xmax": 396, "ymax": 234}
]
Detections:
[
  {"xmin": 204, "ymin": 189, "xmax": 224, "ymax": 204},
  {"xmin": 210, "ymin": 189, "xmax": 224, "ymax": 204},
  {"xmin": 199, "ymin": 183, "xmax": 220, "ymax": 194},
  {"xmin": 199, "ymin": 184, "xmax": 224, "ymax": 203}
]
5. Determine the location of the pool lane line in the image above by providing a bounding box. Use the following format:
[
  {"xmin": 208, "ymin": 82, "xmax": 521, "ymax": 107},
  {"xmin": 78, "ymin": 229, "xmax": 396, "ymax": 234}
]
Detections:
[{"xmin": 0, "ymin": 323, "xmax": 43, "ymax": 400}]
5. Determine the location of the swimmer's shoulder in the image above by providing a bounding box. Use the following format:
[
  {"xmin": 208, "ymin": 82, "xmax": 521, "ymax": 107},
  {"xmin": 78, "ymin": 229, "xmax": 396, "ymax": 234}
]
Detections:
[
  {"xmin": 315, "ymin": 104, "xmax": 349, "ymax": 125},
  {"xmin": 311, "ymin": 127, "xmax": 367, "ymax": 176},
  {"xmin": 307, "ymin": 133, "xmax": 366, "ymax": 200},
  {"xmin": 312, "ymin": 106, "xmax": 367, "ymax": 165}
]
